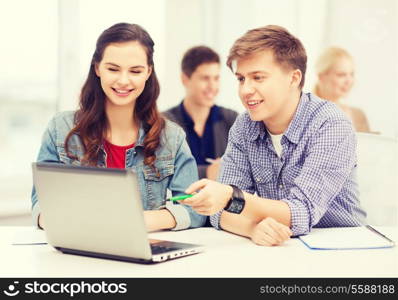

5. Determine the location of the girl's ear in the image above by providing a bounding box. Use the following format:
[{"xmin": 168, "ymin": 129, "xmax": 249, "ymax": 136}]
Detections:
[
  {"xmin": 146, "ymin": 66, "xmax": 152, "ymax": 80},
  {"xmin": 95, "ymin": 63, "xmax": 100, "ymax": 77}
]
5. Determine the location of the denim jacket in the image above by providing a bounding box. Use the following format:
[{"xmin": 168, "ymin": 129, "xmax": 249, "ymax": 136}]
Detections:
[{"xmin": 31, "ymin": 111, "xmax": 206, "ymax": 230}]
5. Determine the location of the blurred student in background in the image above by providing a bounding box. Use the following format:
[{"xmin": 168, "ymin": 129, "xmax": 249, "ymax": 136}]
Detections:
[
  {"xmin": 31, "ymin": 23, "xmax": 206, "ymax": 231},
  {"xmin": 314, "ymin": 47, "xmax": 371, "ymax": 133},
  {"xmin": 163, "ymin": 46, "xmax": 238, "ymax": 180}
]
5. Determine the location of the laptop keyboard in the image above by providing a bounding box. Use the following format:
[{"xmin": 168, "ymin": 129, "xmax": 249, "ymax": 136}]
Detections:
[{"xmin": 151, "ymin": 244, "xmax": 181, "ymax": 254}]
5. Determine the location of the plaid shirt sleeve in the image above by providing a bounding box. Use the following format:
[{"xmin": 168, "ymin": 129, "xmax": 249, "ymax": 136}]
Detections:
[
  {"xmin": 210, "ymin": 116, "xmax": 255, "ymax": 229},
  {"xmin": 281, "ymin": 119, "xmax": 357, "ymax": 236}
]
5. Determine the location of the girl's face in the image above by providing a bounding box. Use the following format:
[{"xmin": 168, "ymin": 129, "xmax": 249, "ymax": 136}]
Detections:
[
  {"xmin": 95, "ymin": 41, "xmax": 152, "ymax": 108},
  {"xmin": 319, "ymin": 57, "xmax": 354, "ymax": 101}
]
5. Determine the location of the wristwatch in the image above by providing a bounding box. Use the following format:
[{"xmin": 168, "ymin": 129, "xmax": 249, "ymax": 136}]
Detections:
[{"xmin": 224, "ymin": 185, "xmax": 245, "ymax": 214}]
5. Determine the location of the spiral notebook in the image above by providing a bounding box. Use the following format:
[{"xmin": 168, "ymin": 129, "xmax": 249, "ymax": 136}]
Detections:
[{"xmin": 299, "ymin": 226, "xmax": 395, "ymax": 250}]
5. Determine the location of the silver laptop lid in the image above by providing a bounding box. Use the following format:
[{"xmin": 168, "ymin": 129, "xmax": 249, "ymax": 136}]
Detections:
[{"xmin": 32, "ymin": 162, "xmax": 152, "ymax": 260}]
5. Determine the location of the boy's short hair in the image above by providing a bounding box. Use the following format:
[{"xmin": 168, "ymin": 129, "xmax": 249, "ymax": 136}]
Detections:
[
  {"xmin": 227, "ymin": 25, "xmax": 307, "ymax": 89},
  {"xmin": 181, "ymin": 46, "xmax": 220, "ymax": 78}
]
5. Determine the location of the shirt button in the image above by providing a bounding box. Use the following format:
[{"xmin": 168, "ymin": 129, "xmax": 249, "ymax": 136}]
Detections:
[
  {"xmin": 279, "ymin": 184, "xmax": 283, "ymax": 189},
  {"xmin": 256, "ymin": 178, "xmax": 261, "ymax": 182}
]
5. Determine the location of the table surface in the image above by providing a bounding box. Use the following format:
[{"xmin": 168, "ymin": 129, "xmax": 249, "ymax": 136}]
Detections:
[{"xmin": 1, "ymin": 226, "xmax": 397, "ymax": 278}]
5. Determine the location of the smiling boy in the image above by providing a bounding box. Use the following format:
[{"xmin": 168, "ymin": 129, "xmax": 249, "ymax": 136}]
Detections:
[
  {"xmin": 181, "ymin": 25, "xmax": 366, "ymax": 246},
  {"xmin": 163, "ymin": 46, "xmax": 237, "ymax": 180}
]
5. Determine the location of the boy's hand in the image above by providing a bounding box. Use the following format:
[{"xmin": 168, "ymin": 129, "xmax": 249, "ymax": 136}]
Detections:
[
  {"xmin": 182, "ymin": 179, "xmax": 233, "ymax": 215},
  {"xmin": 250, "ymin": 217, "xmax": 292, "ymax": 246}
]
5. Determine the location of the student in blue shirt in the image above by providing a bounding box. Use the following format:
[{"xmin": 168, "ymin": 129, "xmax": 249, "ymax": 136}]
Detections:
[
  {"xmin": 181, "ymin": 25, "xmax": 366, "ymax": 246},
  {"xmin": 31, "ymin": 23, "xmax": 206, "ymax": 231},
  {"xmin": 163, "ymin": 46, "xmax": 237, "ymax": 180}
]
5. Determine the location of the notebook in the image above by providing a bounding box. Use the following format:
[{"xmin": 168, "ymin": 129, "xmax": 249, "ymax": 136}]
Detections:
[
  {"xmin": 299, "ymin": 226, "xmax": 395, "ymax": 250},
  {"xmin": 32, "ymin": 162, "xmax": 204, "ymax": 263}
]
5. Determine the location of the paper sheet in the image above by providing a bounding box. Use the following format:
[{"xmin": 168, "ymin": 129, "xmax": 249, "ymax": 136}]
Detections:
[{"xmin": 299, "ymin": 226, "xmax": 395, "ymax": 250}]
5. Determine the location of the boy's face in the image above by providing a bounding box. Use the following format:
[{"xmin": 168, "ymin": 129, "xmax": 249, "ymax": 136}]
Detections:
[
  {"xmin": 182, "ymin": 62, "xmax": 220, "ymax": 107},
  {"xmin": 235, "ymin": 50, "xmax": 300, "ymax": 124}
]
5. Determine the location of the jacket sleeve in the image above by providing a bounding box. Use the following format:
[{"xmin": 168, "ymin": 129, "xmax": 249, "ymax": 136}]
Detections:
[
  {"xmin": 31, "ymin": 117, "xmax": 61, "ymax": 228},
  {"xmin": 166, "ymin": 129, "xmax": 206, "ymax": 230}
]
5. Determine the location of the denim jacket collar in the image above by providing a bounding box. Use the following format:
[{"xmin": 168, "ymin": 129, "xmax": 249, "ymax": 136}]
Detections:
[{"xmin": 135, "ymin": 123, "xmax": 146, "ymax": 148}]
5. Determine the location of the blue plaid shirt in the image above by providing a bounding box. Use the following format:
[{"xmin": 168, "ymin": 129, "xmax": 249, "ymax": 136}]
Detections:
[{"xmin": 210, "ymin": 93, "xmax": 366, "ymax": 236}]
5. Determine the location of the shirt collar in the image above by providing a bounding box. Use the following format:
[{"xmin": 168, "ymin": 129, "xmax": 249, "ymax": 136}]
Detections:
[
  {"xmin": 283, "ymin": 92, "xmax": 308, "ymax": 145},
  {"xmin": 180, "ymin": 101, "xmax": 194, "ymax": 127},
  {"xmin": 209, "ymin": 105, "xmax": 222, "ymax": 122},
  {"xmin": 248, "ymin": 121, "xmax": 267, "ymax": 141},
  {"xmin": 180, "ymin": 101, "xmax": 222, "ymax": 127}
]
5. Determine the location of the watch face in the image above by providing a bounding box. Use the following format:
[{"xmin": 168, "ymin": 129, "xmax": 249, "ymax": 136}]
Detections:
[{"xmin": 229, "ymin": 199, "xmax": 244, "ymax": 214}]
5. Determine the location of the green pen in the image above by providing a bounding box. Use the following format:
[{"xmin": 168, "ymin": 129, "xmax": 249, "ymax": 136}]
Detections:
[{"xmin": 169, "ymin": 194, "xmax": 194, "ymax": 202}]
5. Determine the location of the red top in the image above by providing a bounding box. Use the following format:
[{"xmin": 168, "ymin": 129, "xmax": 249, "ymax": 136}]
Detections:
[{"xmin": 103, "ymin": 140, "xmax": 135, "ymax": 169}]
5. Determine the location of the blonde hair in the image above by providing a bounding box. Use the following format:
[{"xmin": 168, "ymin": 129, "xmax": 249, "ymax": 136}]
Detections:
[{"xmin": 314, "ymin": 47, "xmax": 353, "ymax": 96}]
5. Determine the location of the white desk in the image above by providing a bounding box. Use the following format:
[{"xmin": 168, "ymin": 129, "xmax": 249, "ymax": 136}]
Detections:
[{"xmin": 1, "ymin": 226, "xmax": 397, "ymax": 278}]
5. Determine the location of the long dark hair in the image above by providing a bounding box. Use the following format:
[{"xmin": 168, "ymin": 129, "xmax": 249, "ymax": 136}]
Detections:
[{"xmin": 65, "ymin": 23, "xmax": 165, "ymax": 167}]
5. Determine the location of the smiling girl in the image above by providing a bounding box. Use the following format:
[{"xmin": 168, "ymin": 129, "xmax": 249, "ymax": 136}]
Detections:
[
  {"xmin": 31, "ymin": 23, "xmax": 206, "ymax": 231},
  {"xmin": 314, "ymin": 47, "xmax": 371, "ymax": 133}
]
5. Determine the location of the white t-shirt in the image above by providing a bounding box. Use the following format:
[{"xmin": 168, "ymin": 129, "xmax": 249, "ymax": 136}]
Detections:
[{"xmin": 268, "ymin": 131, "xmax": 283, "ymax": 157}]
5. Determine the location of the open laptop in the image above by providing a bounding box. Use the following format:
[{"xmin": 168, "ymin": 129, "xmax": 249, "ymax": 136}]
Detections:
[{"xmin": 32, "ymin": 162, "xmax": 204, "ymax": 264}]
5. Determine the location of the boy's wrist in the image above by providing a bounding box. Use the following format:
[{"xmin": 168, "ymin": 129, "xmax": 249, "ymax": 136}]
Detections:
[{"xmin": 224, "ymin": 185, "xmax": 245, "ymax": 214}]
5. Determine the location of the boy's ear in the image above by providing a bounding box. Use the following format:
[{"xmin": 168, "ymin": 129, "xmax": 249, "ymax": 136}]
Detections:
[
  {"xmin": 291, "ymin": 69, "xmax": 302, "ymax": 88},
  {"xmin": 181, "ymin": 72, "xmax": 190, "ymax": 86}
]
